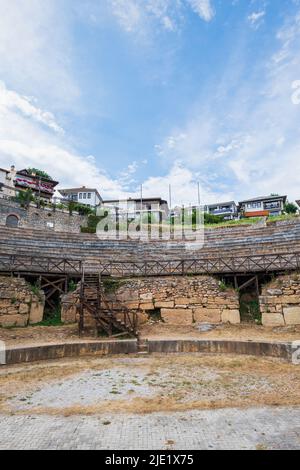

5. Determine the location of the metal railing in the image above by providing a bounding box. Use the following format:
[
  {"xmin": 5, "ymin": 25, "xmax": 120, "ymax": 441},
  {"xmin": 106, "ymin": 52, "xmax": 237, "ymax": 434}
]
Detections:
[{"xmin": 0, "ymin": 251, "xmax": 300, "ymax": 277}]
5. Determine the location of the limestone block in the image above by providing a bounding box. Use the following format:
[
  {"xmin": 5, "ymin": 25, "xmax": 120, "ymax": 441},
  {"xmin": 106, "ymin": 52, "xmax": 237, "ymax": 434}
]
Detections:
[
  {"xmin": 19, "ymin": 303, "xmax": 29, "ymax": 314},
  {"xmin": 154, "ymin": 301, "xmax": 174, "ymax": 308},
  {"xmin": 262, "ymin": 313, "xmax": 285, "ymax": 327},
  {"xmin": 213, "ymin": 297, "xmax": 228, "ymax": 305},
  {"xmin": 61, "ymin": 304, "xmax": 77, "ymax": 324},
  {"xmin": 0, "ymin": 290, "xmax": 14, "ymax": 299},
  {"xmin": 193, "ymin": 307, "xmax": 221, "ymax": 324},
  {"xmin": 221, "ymin": 310, "xmax": 241, "ymax": 324},
  {"xmin": 124, "ymin": 302, "xmax": 140, "ymax": 310},
  {"xmin": 0, "ymin": 299, "xmax": 13, "ymax": 308},
  {"xmin": 266, "ymin": 289, "xmax": 283, "ymax": 296},
  {"xmin": 283, "ymin": 307, "xmax": 300, "ymax": 325},
  {"xmin": 0, "ymin": 314, "xmax": 29, "ymax": 327},
  {"xmin": 280, "ymin": 295, "xmax": 300, "ymax": 304},
  {"xmin": 6, "ymin": 306, "xmax": 19, "ymax": 315},
  {"xmin": 161, "ymin": 308, "xmax": 193, "ymax": 325},
  {"xmin": 139, "ymin": 302, "xmax": 155, "ymax": 310},
  {"xmin": 185, "ymin": 297, "xmax": 203, "ymax": 305},
  {"xmin": 175, "ymin": 297, "xmax": 190, "ymax": 306},
  {"xmin": 140, "ymin": 293, "xmax": 153, "ymax": 301},
  {"xmin": 29, "ymin": 301, "xmax": 44, "ymax": 324}
]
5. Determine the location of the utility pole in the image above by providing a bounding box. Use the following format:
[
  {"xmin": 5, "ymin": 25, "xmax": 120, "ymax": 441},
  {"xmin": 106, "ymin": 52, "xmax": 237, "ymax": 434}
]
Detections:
[
  {"xmin": 38, "ymin": 176, "xmax": 41, "ymax": 209},
  {"xmin": 140, "ymin": 184, "xmax": 143, "ymax": 228}
]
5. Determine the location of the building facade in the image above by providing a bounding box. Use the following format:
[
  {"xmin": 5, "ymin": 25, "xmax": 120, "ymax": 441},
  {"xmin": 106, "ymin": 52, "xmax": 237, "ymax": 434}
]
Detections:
[
  {"xmin": 58, "ymin": 187, "xmax": 102, "ymax": 207},
  {"xmin": 0, "ymin": 166, "xmax": 17, "ymax": 198},
  {"xmin": 204, "ymin": 201, "xmax": 238, "ymax": 220},
  {"xmin": 239, "ymin": 195, "xmax": 287, "ymax": 218},
  {"xmin": 102, "ymin": 197, "xmax": 169, "ymax": 221},
  {"xmin": 14, "ymin": 168, "xmax": 58, "ymax": 201}
]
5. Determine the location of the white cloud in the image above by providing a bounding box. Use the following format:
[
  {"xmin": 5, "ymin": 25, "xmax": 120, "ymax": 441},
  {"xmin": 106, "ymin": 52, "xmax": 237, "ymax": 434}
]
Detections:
[
  {"xmin": 0, "ymin": 0, "xmax": 79, "ymax": 106},
  {"xmin": 111, "ymin": 0, "xmax": 142, "ymax": 32},
  {"xmin": 108, "ymin": 0, "xmax": 215, "ymax": 35},
  {"xmin": 0, "ymin": 81, "xmax": 64, "ymax": 135},
  {"xmin": 186, "ymin": 0, "xmax": 215, "ymax": 22},
  {"xmin": 140, "ymin": 161, "xmax": 232, "ymax": 206},
  {"xmin": 0, "ymin": 82, "xmax": 131, "ymax": 199},
  {"xmin": 0, "ymin": 80, "xmax": 227, "ymax": 206},
  {"xmin": 247, "ymin": 10, "xmax": 266, "ymax": 29},
  {"xmin": 154, "ymin": 10, "xmax": 300, "ymax": 203}
]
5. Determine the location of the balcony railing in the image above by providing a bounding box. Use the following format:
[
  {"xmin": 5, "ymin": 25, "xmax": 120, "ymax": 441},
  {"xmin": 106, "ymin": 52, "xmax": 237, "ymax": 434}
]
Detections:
[
  {"xmin": 209, "ymin": 208, "xmax": 234, "ymax": 215},
  {"xmin": 264, "ymin": 203, "xmax": 281, "ymax": 210}
]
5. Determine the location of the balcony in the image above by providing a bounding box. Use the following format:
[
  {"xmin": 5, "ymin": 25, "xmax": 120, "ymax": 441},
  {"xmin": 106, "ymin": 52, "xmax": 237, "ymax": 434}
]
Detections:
[
  {"xmin": 210, "ymin": 208, "xmax": 235, "ymax": 215},
  {"xmin": 264, "ymin": 202, "xmax": 281, "ymax": 210}
]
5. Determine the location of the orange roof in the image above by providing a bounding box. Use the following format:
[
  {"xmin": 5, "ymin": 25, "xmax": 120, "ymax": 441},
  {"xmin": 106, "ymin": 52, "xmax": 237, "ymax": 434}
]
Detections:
[{"xmin": 244, "ymin": 210, "xmax": 269, "ymax": 217}]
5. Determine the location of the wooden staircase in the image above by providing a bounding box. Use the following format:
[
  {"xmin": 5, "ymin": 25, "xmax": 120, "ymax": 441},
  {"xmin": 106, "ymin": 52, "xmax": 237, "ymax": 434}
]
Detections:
[{"xmin": 78, "ymin": 271, "xmax": 138, "ymax": 339}]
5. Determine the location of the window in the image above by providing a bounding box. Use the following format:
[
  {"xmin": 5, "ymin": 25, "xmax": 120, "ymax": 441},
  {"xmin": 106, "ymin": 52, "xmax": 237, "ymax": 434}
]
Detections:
[
  {"xmin": 83, "ymin": 193, "xmax": 87, "ymax": 199},
  {"xmin": 6, "ymin": 214, "xmax": 19, "ymax": 228},
  {"xmin": 87, "ymin": 193, "xmax": 91, "ymax": 199},
  {"xmin": 79, "ymin": 193, "xmax": 82, "ymax": 199}
]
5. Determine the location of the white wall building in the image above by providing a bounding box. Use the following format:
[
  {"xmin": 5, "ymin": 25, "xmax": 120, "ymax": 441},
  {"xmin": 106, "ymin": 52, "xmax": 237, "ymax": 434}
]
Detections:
[{"xmin": 58, "ymin": 187, "xmax": 102, "ymax": 207}]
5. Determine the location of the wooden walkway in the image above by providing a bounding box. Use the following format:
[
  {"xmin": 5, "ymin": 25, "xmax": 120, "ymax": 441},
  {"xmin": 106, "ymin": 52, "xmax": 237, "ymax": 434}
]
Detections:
[{"xmin": 0, "ymin": 251, "xmax": 300, "ymax": 277}]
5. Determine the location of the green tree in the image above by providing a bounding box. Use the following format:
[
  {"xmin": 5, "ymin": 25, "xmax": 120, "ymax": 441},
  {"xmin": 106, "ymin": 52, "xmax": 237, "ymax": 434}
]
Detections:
[
  {"xmin": 16, "ymin": 189, "xmax": 34, "ymax": 209},
  {"xmin": 284, "ymin": 202, "xmax": 298, "ymax": 214},
  {"xmin": 27, "ymin": 168, "xmax": 53, "ymax": 180},
  {"xmin": 204, "ymin": 213, "xmax": 225, "ymax": 224}
]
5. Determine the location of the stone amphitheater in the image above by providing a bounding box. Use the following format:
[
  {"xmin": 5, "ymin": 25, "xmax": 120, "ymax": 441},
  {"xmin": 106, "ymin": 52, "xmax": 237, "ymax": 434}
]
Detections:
[
  {"xmin": 0, "ymin": 218, "xmax": 300, "ymax": 270},
  {"xmin": 0, "ymin": 218, "xmax": 300, "ymax": 330},
  {"xmin": 1, "ymin": 217, "xmax": 300, "ymax": 451}
]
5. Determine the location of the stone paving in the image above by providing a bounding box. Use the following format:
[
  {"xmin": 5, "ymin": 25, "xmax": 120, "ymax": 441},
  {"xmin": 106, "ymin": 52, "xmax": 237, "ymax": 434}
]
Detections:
[{"xmin": 0, "ymin": 407, "xmax": 299, "ymax": 450}]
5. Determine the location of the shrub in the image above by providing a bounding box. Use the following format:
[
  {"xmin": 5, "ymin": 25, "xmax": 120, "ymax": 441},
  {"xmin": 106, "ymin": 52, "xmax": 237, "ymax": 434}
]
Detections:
[
  {"xmin": 15, "ymin": 189, "xmax": 34, "ymax": 209},
  {"xmin": 27, "ymin": 168, "xmax": 53, "ymax": 180},
  {"xmin": 204, "ymin": 213, "xmax": 225, "ymax": 224},
  {"xmin": 284, "ymin": 202, "xmax": 298, "ymax": 214}
]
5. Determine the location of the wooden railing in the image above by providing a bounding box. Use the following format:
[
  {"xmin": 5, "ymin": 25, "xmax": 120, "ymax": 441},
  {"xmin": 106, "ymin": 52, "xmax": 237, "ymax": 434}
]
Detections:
[{"xmin": 0, "ymin": 251, "xmax": 300, "ymax": 276}]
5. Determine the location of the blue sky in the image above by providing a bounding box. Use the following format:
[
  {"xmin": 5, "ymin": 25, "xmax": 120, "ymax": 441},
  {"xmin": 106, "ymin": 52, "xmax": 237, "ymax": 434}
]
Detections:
[{"xmin": 0, "ymin": 0, "xmax": 300, "ymax": 205}]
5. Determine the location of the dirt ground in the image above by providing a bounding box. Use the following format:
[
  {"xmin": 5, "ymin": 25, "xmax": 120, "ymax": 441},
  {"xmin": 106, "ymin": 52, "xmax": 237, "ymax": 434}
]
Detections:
[
  {"xmin": 0, "ymin": 322, "xmax": 300, "ymax": 347},
  {"xmin": 0, "ymin": 353, "xmax": 299, "ymax": 416}
]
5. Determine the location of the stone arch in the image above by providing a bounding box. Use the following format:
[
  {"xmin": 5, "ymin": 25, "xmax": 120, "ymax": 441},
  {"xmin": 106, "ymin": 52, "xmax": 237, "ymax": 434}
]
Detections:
[{"xmin": 6, "ymin": 214, "xmax": 19, "ymax": 228}]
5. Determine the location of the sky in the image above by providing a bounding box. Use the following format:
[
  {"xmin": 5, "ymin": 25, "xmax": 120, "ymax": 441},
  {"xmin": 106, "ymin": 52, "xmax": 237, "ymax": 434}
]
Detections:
[{"xmin": 0, "ymin": 0, "xmax": 300, "ymax": 206}]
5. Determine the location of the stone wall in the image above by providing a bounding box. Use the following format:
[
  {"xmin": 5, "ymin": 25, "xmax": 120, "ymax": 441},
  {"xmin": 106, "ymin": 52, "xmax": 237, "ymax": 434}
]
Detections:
[
  {"xmin": 61, "ymin": 275, "xmax": 240, "ymax": 326},
  {"xmin": 0, "ymin": 276, "xmax": 45, "ymax": 327},
  {"xmin": 260, "ymin": 273, "xmax": 300, "ymax": 326},
  {"xmin": 0, "ymin": 199, "xmax": 87, "ymax": 233}
]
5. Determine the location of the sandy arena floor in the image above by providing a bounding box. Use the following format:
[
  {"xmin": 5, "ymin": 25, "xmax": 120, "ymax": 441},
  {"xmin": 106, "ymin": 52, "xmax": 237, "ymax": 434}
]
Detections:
[
  {"xmin": 0, "ymin": 353, "xmax": 300, "ymax": 449},
  {"xmin": 1, "ymin": 323, "xmax": 300, "ymax": 347},
  {"xmin": 1, "ymin": 353, "xmax": 300, "ymax": 415}
]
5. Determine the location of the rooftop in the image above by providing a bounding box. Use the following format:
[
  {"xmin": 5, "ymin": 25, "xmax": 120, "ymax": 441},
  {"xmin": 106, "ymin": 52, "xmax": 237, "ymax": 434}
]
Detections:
[
  {"xmin": 239, "ymin": 195, "xmax": 287, "ymax": 204},
  {"xmin": 59, "ymin": 187, "xmax": 102, "ymax": 200},
  {"xmin": 103, "ymin": 197, "xmax": 168, "ymax": 204},
  {"xmin": 205, "ymin": 201, "xmax": 237, "ymax": 207}
]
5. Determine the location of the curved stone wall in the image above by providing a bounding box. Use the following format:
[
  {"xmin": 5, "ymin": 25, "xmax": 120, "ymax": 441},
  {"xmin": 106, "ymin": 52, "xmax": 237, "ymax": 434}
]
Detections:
[{"xmin": 2, "ymin": 339, "xmax": 295, "ymax": 365}]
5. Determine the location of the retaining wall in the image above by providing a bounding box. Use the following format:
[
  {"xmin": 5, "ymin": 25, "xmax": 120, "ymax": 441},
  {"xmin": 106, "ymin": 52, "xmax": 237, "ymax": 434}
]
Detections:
[
  {"xmin": 0, "ymin": 199, "xmax": 87, "ymax": 234},
  {"xmin": 1, "ymin": 339, "xmax": 296, "ymax": 365}
]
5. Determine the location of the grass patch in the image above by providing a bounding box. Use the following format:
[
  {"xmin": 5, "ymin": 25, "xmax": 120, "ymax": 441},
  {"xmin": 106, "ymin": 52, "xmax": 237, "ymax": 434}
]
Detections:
[
  {"xmin": 240, "ymin": 300, "xmax": 262, "ymax": 324},
  {"xmin": 33, "ymin": 307, "xmax": 63, "ymax": 327}
]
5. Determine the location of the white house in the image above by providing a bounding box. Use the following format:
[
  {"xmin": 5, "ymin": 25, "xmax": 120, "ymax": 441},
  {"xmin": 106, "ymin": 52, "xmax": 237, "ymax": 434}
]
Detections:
[
  {"xmin": 239, "ymin": 195, "xmax": 287, "ymax": 218},
  {"xmin": 204, "ymin": 201, "xmax": 238, "ymax": 220},
  {"xmin": 101, "ymin": 197, "xmax": 169, "ymax": 221},
  {"xmin": 58, "ymin": 187, "xmax": 102, "ymax": 207}
]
